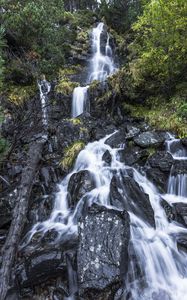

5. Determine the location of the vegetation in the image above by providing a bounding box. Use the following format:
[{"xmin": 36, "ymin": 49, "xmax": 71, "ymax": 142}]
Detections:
[{"xmin": 60, "ymin": 141, "xmax": 85, "ymax": 171}]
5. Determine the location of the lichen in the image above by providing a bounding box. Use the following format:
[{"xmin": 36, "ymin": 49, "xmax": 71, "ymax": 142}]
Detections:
[{"xmin": 59, "ymin": 141, "xmax": 85, "ymax": 171}]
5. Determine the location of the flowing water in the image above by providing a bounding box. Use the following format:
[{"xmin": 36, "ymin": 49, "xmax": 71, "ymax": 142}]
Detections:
[
  {"xmin": 38, "ymin": 79, "xmax": 51, "ymax": 126},
  {"xmin": 71, "ymin": 22, "xmax": 116, "ymax": 118},
  {"xmin": 30, "ymin": 24, "xmax": 187, "ymax": 300}
]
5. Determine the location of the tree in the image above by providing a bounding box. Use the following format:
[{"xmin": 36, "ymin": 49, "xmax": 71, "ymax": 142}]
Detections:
[{"xmin": 130, "ymin": 0, "xmax": 187, "ymax": 94}]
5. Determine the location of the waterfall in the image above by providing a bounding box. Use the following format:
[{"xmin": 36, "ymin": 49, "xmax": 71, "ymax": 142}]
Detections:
[
  {"xmin": 38, "ymin": 79, "xmax": 51, "ymax": 126},
  {"xmin": 24, "ymin": 131, "xmax": 187, "ymax": 300},
  {"xmin": 166, "ymin": 137, "xmax": 187, "ymax": 197},
  {"xmin": 72, "ymin": 86, "xmax": 89, "ymax": 118},
  {"xmin": 24, "ymin": 23, "xmax": 187, "ymax": 300},
  {"xmin": 71, "ymin": 22, "xmax": 116, "ymax": 118}
]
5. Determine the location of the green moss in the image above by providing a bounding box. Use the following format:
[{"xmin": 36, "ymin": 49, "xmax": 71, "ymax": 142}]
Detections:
[
  {"xmin": 89, "ymin": 80, "xmax": 100, "ymax": 91},
  {"xmin": 55, "ymin": 79, "xmax": 79, "ymax": 95},
  {"xmin": 124, "ymin": 94, "xmax": 187, "ymax": 138},
  {"xmin": 4, "ymin": 84, "xmax": 37, "ymax": 105},
  {"xmin": 69, "ymin": 118, "xmax": 82, "ymax": 125},
  {"xmin": 59, "ymin": 141, "xmax": 85, "ymax": 171}
]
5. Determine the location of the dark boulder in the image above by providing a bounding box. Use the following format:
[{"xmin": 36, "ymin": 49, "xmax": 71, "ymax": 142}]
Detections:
[
  {"xmin": 171, "ymin": 160, "xmax": 187, "ymax": 176},
  {"xmin": 118, "ymin": 146, "xmax": 149, "ymax": 166},
  {"xmin": 172, "ymin": 202, "xmax": 187, "ymax": 226},
  {"xmin": 0, "ymin": 198, "xmax": 12, "ymax": 228},
  {"xmin": 68, "ymin": 170, "xmax": 95, "ymax": 207},
  {"xmin": 134, "ymin": 131, "xmax": 166, "ymax": 148},
  {"xmin": 16, "ymin": 250, "xmax": 67, "ymax": 288},
  {"xmin": 125, "ymin": 125, "xmax": 140, "ymax": 140},
  {"xmin": 110, "ymin": 175, "xmax": 155, "ymax": 227},
  {"xmin": 181, "ymin": 138, "xmax": 187, "ymax": 148},
  {"xmin": 102, "ymin": 150, "xmax": 112, "ymax": 165},
  {"xmin": 105, "ymin": 129, "xmax": 126, "ymax": 148},
  {"xmin": 145, "ymin": 151, "xmax": 174, "ymax": 193},
  {"xmin": 77, "ymin": 203, "xmax": 130, "ymax": 300}
]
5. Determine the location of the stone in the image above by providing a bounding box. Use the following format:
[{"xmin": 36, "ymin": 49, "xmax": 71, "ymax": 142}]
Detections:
[
  {"xmin": 118, "ymin": 146, "xmax": 149, "ymax": 166},
  {"xmin": 133, "ymin": 131, "xmax": 166, "ymax": 148},
  {"xmin": 16, "ymin": 250, "xmax": 67, "ymax": 288},
  {"xmin": 68, "ymin": 170, "xmax": 95, "ymax": 208},
  {"xmin": 105, "ymin": 129, "xmax": 126, "ymax": 148},
  {"xmin": 77, "ymin": 203, "xmax": 130, "ymax": 300},
  {"xmin": 110, "ymin": 175, "xmax": 155, "ymax": 227},
  {"xmin": 102, "ymin": 150, "xmax": 112, "ymax": 165},
  {"xmin": 125, "ymin": 125, "xmax": 140, "ymax": 140}
]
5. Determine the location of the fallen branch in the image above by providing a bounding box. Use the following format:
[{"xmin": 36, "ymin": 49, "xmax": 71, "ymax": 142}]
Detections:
[{"xmin": 0, "ymin": 138, "xmax": 45, "ymax": 300}]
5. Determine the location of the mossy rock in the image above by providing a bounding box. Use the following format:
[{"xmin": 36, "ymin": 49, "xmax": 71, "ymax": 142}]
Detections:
[
  {"xmin": 60, "ymin": 141, "xmax": 85, "ymax": 171},
  {"xmin": 55, "ymin": 80, "xmax": 79, "ymax": 96},
  {"xmin": 6, "ymin": 84, "xmax": 37, "ymax": 105}
]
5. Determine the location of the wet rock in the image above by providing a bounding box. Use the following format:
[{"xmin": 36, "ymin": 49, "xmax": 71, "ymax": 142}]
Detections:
[
  {"xmin": 0, "ymin": 198, "xmax": 12, "ymax": 228},
  {"xmin": 172, "ymin": 203, "xmax": 187, "ymax": 226},
  {"xmin": 125, "ymin": 125, "xmax": 140, "ymax": 140},
  {"xmin": 134, "ymin": 131, "xmax": 166, "ymax": 148},
  {"xmin": 118, "ymin": 146, "xmax": 149, "ymax": 166},
  {"xmin": 105, "ymin": 129, "xmax": 126, "ymax": 148},
  {"xmin": 77, "ymin": 203, "xmax": 130, "ymax": 300},
  {"xmin": 110, "ymin": 175, "xmax": 155, "ymax": 227},
  {"xmin": 16, "ymin": 250, "xmax": 67, "ymax": 288},
  {"xmin": 171, "ymin": 160, "xmax": 187, "ymax": 176},
  {"xmin": 181, "ymin": 138, "xmax": 187, "ymax": 148},
  {"xmin": 102, "ymin": 150, "xmax": 112, "ymax": 165},
  {"xmin": 68, "ymin": 170, "xmax": 95, "ymax": 207},
  {"xmin": 148, "ymin": 151, "xmax": 173, "ymax": 172},
  {"xmin": 145, "ymin": 151, "xmax": 173, "ymax": 193}
]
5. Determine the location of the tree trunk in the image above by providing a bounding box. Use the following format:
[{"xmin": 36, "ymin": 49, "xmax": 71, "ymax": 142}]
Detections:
[{"xmin": 0, "ymin": 139, "xmax": 45, "ymax": 300}]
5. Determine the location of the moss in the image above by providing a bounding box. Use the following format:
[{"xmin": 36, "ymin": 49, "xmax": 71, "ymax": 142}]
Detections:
[
  {"xmin": 55, "ymin": 79, "xmax": 79, "ymax": 95},
  {"xmin": 89, "ymin": 80, "xmax": 100, "ymax": 91},
  {"xmin": 124, "ymin": 94, "xmax": 187, "ymax": 138},
  {"xmin": 59, "ymin": 141, "xmax": 85, "ymax": 171},
  {"xmin": 58, "ymin": 65, "xmax": 82, "ymax": 77},
  {"xmin": 69, "ymin": 118, "xmax": 82, "ymax": 125},
  {"xmin": 5, "ymin": 84, "xmax": 37, "ymax": 105}
]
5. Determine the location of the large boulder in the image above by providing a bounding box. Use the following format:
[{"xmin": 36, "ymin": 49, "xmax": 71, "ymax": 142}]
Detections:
[
  {"xmin": 105, "ymin": 129, "xmax": 126, "ymax": 148},
  {"xmin": 118, "ymin": 146, "xmax": 149, "ymax": 166},
  {"xmin": 110, "ymin": 175, "xmax": 155, "ymax": 227},
  {"xmin": 145, "ymin": 151, "xmax": 174, "ymax": 193},
  {"xmin": 68, "ymin": 170, "xmax": 95, "ymax": 208},
  {"xmin": 77, "ymin": 203, "xmax": 130, "ymax": 300},
  {"xmin": 16, "ymin": 250, "xmax": 67, "ymax": 289},
  {"xmin": 171, "ymin": 160, "xmax": 187, "ymax": 176},
  {"xmin": 133, "ymin": 131, "xmax": 166, "ymax": 148}
]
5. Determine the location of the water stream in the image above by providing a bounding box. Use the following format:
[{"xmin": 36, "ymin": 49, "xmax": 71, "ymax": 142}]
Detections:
[
  {"xmin": 38, "ymin": 79, "xmax": 51, "ymax": 126},
  {"xmin": 29, "ymin": 23, "xmax": 187, "ymax": 300},
  {"xmin": 71, "ymin": 22, "xmax": 116, "ymax": 118}
]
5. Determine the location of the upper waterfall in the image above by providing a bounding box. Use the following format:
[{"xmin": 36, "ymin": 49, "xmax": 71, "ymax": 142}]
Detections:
[{"xmin": 71, "ymin": 22, "xmax": 116, "ymax": 118}]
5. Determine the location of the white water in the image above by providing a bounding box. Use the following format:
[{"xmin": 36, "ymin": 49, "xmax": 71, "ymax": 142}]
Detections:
[
  {"xmin": 71, "ymin": 22, "xmax": 116, "ymax": 118},
  {"xmin": 24, "ymin": 131, "xmax": 187, "ymax": 300},
  {"xmin": 38, "ymin": 79, "xmax": 51, "ymax": 125},
  {"xmin": 31, "ymin": 24, "xmax": 187, "ymax": 300},
  {"xmin": 71, "ymin": 86, "xmax": 89, "ymax": 118},
  {"xmin": 166, "ymin": 137, "xmax": 187, "ymax": 197}
]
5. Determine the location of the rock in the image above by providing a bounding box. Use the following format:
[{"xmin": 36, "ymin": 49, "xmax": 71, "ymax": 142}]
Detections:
[
  {"xmin": 102, "ymin": 150, "xmax": 112, "ymax": 165},
  {"xmin": 148, "ymin": 151, "xmax": 173, "ymax": 172},
  {"xmin": 171, "ymin": 160, "xmax": 187, "ymax": 176},
  {"xmin": 181, "ymin": 138, "xmax": 187, "ymax": 148},
  {"xmin": 0, "ymin": 198, "xmax": 12, "ymax": 228},
  {"xmin": 16, "ymin": 250, "xmax": 67, "ymax": 288},
  {"xmin": 172, "ymin": 203, "xmax": 187, "ymax": 226},
  {"xmin": 105, "ymin": 129, "xmax": 126, "ymax": 148},
  {"xmin": 145, "ymin": 151, "xmax": 174, "ymax": 193},
  {"xmin": 134, "ymin": 131, "xmax": 166, "ymax": 148},
  {"xmin": 118, "ymin": 146, "xmax": 149, "ymax": 166},
  {"xmin": 77, "ymin": 203, "xmax": 130, "ymax": 300},
  {"xmin": 68, "ymin": 170, "xmax": 95, "ymax": 207},
  {"xmin": 125, "ymin": 125, "xmax": 140, "ymax": 140},
  {"xmin": 110, "ymin": 175, "xmax": 155, "ymax": 227}
]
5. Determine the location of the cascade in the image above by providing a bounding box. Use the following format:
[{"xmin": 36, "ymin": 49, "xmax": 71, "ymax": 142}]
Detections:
[
  {"xmin": 166, "ymin": 137, "xmax": 187, "ymax": 197},
  {"xmin": 38, "ymin": 79, "xmax": 51, "ymax": 125},
  {"xmin": 71, "ymin": 22, "xmax": 116, "ymax": 118},
  {"xmin": 23, "ymin": 24, "xmax": 187, "ymax": 300}
]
